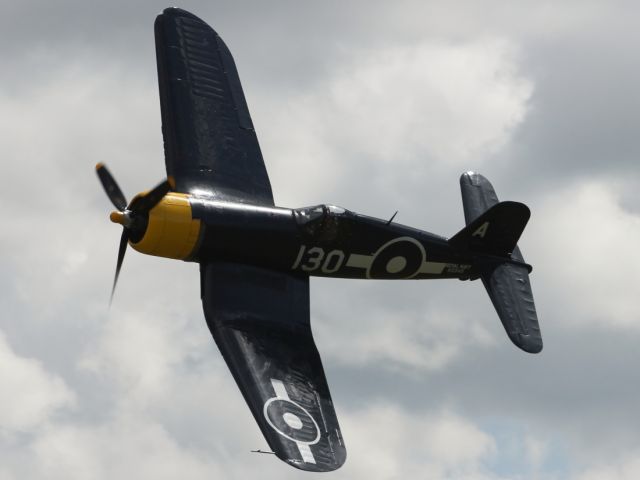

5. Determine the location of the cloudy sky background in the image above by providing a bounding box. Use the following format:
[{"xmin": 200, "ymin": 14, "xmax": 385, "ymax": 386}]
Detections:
[{"xmin": 2, "ymin": 1, "xmax": 640, "ymax": 478}]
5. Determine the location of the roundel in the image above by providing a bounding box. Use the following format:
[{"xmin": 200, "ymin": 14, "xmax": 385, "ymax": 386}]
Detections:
[
  {"xmin": 367, "ymin": 237, "xmax": 426, "ymax": 279},
  {"xmin": 263, "ymin": 398, "xmax": 321, "ymax": 444}
]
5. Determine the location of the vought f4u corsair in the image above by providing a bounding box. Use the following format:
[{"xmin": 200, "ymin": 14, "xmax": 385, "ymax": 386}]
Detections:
[{"xmin": 96, "ymin": 8, "xmax": 542, "ymax": 472}]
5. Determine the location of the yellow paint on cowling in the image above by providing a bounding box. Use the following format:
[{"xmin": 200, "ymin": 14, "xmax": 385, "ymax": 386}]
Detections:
[{"xmin": 130, "ymin": 192, "xmax": 201, "ymax": 260}]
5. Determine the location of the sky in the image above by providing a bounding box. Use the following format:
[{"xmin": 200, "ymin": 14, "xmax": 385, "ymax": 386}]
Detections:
[{"xmin": 1, "ymin": 0, "xmax": 640, "ymax": 478}]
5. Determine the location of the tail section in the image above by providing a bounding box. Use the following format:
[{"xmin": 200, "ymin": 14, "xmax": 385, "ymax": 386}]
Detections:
[{"xmin": 455, "ymin": 172, "xmax": 542, "ymax": 354}]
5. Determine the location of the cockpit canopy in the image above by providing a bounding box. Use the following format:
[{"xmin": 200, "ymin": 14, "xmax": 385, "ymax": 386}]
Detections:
[{"xmin": 294, "ymin": 204, "xmax": 350, "ymax": 238}]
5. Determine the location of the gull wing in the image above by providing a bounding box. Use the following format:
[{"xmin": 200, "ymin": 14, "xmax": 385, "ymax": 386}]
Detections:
[
  {"xmin": 154, "ymin": 8, "xmax": 274, "ymax": 205},
  {"xmin": 200, "ymin": 261, "xmax": 346, "ymax": 472}
]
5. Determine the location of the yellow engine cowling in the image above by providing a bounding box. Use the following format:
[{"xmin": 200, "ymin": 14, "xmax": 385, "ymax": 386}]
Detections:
[{"xmin": 130, "ymin": 192, "xmax": 201, "ymax": 260}]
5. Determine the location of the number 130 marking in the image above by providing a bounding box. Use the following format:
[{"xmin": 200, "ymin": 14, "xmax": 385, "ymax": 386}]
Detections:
[{"xmin": 292, "ymin": 245, "xmax": 346, "ymax": 274}]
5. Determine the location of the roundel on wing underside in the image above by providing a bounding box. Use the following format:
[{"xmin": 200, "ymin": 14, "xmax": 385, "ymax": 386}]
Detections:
[
  {"xmin": 264, "ymin": 398, "xmax": 321, "ymax": 444},
  {"xmin": 367, "ymin": 237, "xmax": 426, "ymax": 279}
]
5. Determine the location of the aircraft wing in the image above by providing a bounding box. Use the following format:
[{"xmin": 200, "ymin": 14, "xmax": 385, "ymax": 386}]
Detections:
[
  {"xmin": 154, "ymin": 8, "xmax": 274, "ymax": 205},
  {"xmin": 200, "ymin": 261, "xmax": 347, "ymax": 472}
]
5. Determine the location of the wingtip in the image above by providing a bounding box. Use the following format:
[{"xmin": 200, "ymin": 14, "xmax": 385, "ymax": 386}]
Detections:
[
  {"xmin": 275, "ymin": 441, "xmax": 347, "ymax": 472},
  {"xmin": 460, "ymin": 171, "xmax": 489, "ymax": 186},
  {"xmin": 525, "ymin": 340, "xmax": 543, "ymax": 354},
  {"xmin": 95, "ymin": 162, "xmax": 105, "ymax": 171},
  {"xmin": 282, "ymin": 456, "xmax": 347, "ymax": 473},
  {"xmin": 159, "ymin": 7, "xmax": 206, "ymax": 23},
  {"xmin": 514, "ymin": 334, "xmax": 543, "ymax": 354}
]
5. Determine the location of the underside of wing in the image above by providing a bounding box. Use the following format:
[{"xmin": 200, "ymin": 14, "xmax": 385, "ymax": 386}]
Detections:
[
  {"xmin": 155, "ymin": 8, "xmax": 274, "ymax": 205},
  {"xmin": 200, "ymin": 262, "xmax": 346, "ymax": 472}
]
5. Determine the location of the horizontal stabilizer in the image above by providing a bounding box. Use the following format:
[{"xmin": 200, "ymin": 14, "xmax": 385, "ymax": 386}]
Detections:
[{"xmin": 482, "ymin": 251, "xmax": 542, "ymax": 353}]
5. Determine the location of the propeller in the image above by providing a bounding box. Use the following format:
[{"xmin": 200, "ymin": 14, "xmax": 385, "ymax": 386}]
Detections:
[
  {"xmin": 95, "ymin": 163, "xmax": 173, "ymax": 303},
  {"xmin": 95, "ymin": 163, "xmax": 127, "ymax": 211}
]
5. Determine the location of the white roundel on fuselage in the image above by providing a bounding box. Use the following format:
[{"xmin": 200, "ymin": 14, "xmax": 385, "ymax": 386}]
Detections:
[{"xmin": 367, "ymin": 237, "xmax": 426, "ymax": 279}]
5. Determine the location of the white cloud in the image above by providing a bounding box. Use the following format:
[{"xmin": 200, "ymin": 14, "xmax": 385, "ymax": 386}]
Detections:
[
  {"xmin": 339, "ymin": 404, "xmax": 499, "ymax": 479},
  {"xmin": 526, "ymin": 181, "xmax": 640, "ymax": 328},
  {"xmin": 259, "ymin": 38, "xmax": 532, "ymax": 207},
  {"xmin": 325, "ymin": 39, "xmax": 531, "ymax": 165},
  {"xmin": 314, "ymin": 281, "xmax": 495, "ymax": 373},
  {"xmin": 0, "ymin": 56, "xmax": 163, "ymax": 215},
  {"xmin": 523, "ymin": 433, "xmax": 548, "ymax": 474},
  {"xmin": 0, "ymin": 331, "xmax": 75, "ymax": 434},
  {"xmin": 79, "ymin": 299, "xmax": 215, "ymax": 404},
  {"xmin": 576, "ymin": 453, "xmax": 640, "ymax": 480},
  {"xmin": 28, "ymin": 418, "xmax": 224, "ymax": 480}
]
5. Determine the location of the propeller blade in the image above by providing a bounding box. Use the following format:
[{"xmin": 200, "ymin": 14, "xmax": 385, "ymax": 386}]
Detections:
[
  {"xmin": 96, "ymin": 163, "xmax": 128, "ymax": 211},
  {"xmin": 110, "ymin": 228, "xmax": 129, "ymax": 305},
  {"xmin": 132, "ymin": 178, "xmax": 173, "ymax": 214}
]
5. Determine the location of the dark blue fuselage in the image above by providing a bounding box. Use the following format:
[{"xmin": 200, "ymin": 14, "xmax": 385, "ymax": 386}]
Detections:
[{"xmin": 189, "ymin": 198, "xmax": 475, "ymax": 280}]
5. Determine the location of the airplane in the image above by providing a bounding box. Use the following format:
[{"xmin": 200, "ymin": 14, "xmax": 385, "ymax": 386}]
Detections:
[{"xmin": 95, "ymin": 7, "xmax": 542, "ymax": 472}]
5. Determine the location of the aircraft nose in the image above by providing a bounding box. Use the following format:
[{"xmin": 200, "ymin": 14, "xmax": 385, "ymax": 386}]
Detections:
[
  {"xmin": 110, "ymin": 211, "xmax": 124, "ymax": 224},
  {"xmin": 110, "ymin": 211, "xmax": 132, "ymax": 227}
]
